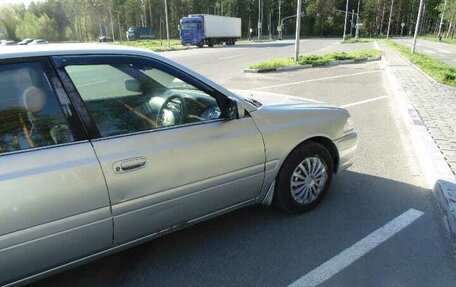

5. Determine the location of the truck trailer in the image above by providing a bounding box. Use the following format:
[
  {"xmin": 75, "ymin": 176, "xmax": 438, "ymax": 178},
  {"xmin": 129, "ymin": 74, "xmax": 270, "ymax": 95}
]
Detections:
[{"xmin": 180, "ymin": 14, "xmax": 241, "ymax": 48}]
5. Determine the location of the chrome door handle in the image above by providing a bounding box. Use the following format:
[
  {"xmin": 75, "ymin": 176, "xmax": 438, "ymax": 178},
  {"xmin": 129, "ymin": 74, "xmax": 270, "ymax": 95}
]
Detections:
[{"xmin": 113, "ymin": 157, "xmax": 148, "ymax": 174}]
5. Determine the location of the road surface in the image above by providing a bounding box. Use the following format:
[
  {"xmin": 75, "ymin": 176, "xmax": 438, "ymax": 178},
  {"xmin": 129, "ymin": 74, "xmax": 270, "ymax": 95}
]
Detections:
[{"xmin": 393, "ymin": 38, "xmax": 456, "ymax": 66}]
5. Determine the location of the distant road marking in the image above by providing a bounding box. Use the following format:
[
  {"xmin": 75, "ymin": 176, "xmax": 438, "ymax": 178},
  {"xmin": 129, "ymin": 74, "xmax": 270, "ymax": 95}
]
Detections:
[
  {"xmin": 287, "ymin": 208, "xmax": 424, "ymax": 287},
  {"xmin": 423, "ymin": 49, "xmax": 436, "ymax": 54},
  {"xmin": 78, "ymin": 80, "xmax": 107, "ymax": 87},
  {"xmin": 339, "ymin": 96, "xmax": 388, "ymax": 108},
  {"xmin": 438, "ymin": 49, "xmax": 451, "ymax": 54},
  {"xmin": 218, "ymin": 54, "xmax": 246, "ymax": 60},
  {"xmin": 252, "ymin": 70, "xmax": 379, "ymax": 90}
]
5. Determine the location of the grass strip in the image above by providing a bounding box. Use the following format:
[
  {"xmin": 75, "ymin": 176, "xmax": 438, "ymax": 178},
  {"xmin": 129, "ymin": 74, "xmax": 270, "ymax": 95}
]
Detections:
[
  {"xmin": 249, "ymin": 50, "xmax": 381, "ymax": 70},
  {"xmin": 118, "ymin": 39, "xmax": 188, "ymax": 52},
  {"xmin": 384, "ymin": 40, "xmax": 456, "ymax": 87},
  {"xmin": 419, "ymin": 35, "xmax": 456, "ymax": 45},
  {"xmin": 342, "ymin": 38, "xmax": 375, "ymax": 44}
]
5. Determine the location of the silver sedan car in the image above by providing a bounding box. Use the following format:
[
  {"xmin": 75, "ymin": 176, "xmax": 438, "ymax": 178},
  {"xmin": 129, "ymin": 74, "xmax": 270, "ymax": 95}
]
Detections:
[{"xmin": 0, "ymin": 44, "xmax": 357, "ymax": 286}]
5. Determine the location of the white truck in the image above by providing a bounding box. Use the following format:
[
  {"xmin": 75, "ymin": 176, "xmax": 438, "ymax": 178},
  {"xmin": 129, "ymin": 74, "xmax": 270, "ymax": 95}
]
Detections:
[{"xmin": 179, "ymin": 14, "xmax": 242, "ymax": 48}]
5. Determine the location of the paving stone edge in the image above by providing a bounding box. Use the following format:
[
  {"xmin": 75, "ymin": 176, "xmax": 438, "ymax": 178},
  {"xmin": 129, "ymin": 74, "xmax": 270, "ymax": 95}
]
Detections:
[{"xmin": 382, "ymin": 45, "xmax": 456, "ymax": 248}]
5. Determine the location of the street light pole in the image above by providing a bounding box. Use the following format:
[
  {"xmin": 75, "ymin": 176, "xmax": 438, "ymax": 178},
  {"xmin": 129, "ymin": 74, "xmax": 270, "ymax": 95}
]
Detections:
[
  {"xmin": 343, "ymin": 0, "xmax": 349, "ymax": 41},
  {"xmin": 294, "ymin": 0, "xmax": 302, "ymax": 62},
  {"xmin": 164, "ymin": 0, "xmax": 170, "ymax": 49},
  {"xmin": 411, "ymin": 0, "xmax": 424, "ymax": 53},
  {"xmin": 386, "ymin": 0, "xmax": 394, "ymax": 39},
  {"xmin": 355, "ymin": 0, "xmax": 360, "ymax": 38},
  {"xmin": 278, "ymin": 0, "xmax": 282, "ymax": 39},
  {"xmin": 258, "ymin": 0, "xmax": 261, "ymax": 40},
  {"xmin": 108, "ymin": 3, "xmax": 115, "ymax": 42},
  {"xmin": 438, "ymin": 0, "xmax": 447, "ymax": 37}
]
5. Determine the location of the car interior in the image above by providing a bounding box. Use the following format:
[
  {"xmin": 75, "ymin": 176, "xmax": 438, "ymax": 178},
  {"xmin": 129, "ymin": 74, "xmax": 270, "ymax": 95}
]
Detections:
[
  {"xmin": 65, "ymin": 63, "xmax": 222, "ymax": 137},
  {"xmin": 0, "ymin": 63, "xmax": 73, "ymax": 154}
]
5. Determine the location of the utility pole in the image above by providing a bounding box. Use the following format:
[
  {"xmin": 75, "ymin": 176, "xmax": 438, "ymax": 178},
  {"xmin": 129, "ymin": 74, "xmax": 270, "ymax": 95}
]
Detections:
[
  {"xmin": 343, "ymin": 0, "xmax": 350, "ymax": 41},
  {"xmin": 164, "ymin": 0, "xmax": 170, "ymax": 49},
  {"xmin": 278, "ymin": 0, "xmax": 282, "ymax": 39},
  {"xmin": 411, "ymin": 0, "xmax": 424, "ymax": 53},
  {"xmin": 386, "ymin": 0, "xmax": 394, "ymax": 39},
  {"xmin": 108, "ymin": 3, "xmax": 115, "ymax": 42},
  {"xmin": 295, "ymin": 0, "xmax": 302, "ymax": 62},
  {"xmin": 438, "ymin": 0, "xmax": 447, "ymax": 37},
  {"xmin": 355, "ymin": 0, "xmax": 361, "ymax": 38},
  {"xmin": 258, "ymin": 0, "xmax": 261, "ymax": 40},
  {"xmin": 116, "ymin": 11, "xmax": 122, "ymax": 41},
  {"xmin": 269, "ymin": 12, "xmax": 272, "ymax": 39},
  {"xmin": 351, "ymin": 9, "xmax": 355, "ymax": 36}
]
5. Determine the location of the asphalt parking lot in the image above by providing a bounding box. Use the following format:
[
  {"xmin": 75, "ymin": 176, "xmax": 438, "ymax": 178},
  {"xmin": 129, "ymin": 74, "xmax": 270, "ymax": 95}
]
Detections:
[{"xmin": 30, "ymin": 40, "xmax": 456, "ymax": 287}]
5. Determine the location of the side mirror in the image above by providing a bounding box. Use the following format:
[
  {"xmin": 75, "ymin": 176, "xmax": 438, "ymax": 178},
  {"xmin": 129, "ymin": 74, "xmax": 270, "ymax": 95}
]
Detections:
[
  {"xmin": 125, "ymin": 79, "xmax": 140, "ymax": 92},
  {"xmin": 227, "ymin": 98, "xmax": 245, "ymax": 120}
]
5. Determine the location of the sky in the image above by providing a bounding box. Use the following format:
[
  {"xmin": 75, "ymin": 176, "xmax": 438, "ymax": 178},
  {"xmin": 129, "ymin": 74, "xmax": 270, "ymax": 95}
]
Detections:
[{"xmin": 1, "ymin": 0, "xmax": 43, "ymax": 5}]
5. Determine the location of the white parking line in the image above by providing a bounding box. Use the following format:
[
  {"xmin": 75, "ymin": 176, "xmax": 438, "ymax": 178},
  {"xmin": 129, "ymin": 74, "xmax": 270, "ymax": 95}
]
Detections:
[
  {"xmin": 252, "ymin": 70, "xmax": 379, "ymax": 91},
  {"xmin": 423, "ymin": 49, "xmax": 436, "ymax": 54},
  {"xmin": 287, "ymin": 208, "xmax": 424, "ymax": 287},
  {"xmin": 218, "ymin": 54, "xmax": 246, "ymax": 60},
  {"xmin": 339, "ymin": 96, "xmax": 388, "ymax": 108},
  {"xmin": 438, "ymin": 49, "xmax": 451, "ymax": 54}
]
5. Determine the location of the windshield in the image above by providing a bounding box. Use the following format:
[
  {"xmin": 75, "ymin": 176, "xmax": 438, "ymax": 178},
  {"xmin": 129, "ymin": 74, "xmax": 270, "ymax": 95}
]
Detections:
[{"xmin": 181, "ymin": 22, "xmax": 199, "ymax": 30}]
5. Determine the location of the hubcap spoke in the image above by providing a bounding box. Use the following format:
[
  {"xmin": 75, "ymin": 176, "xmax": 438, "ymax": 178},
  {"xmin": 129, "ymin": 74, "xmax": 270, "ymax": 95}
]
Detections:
[{"xmin": 290, "ymin": 156, "xmax": 328, "ymax": 205}]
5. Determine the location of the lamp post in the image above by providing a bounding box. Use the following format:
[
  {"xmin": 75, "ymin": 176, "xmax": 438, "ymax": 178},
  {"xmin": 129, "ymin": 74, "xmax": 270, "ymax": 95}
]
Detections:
[
  {"xmin": 294, "ymin": 0, "xmax": 302, "ymax": 62},
  {"xmin": 108, "ymin": 3, "xmax": 115, "ymax": 42},
  {"xmin": 411, "ymin": 0, "xmax": 424, "ymax": 53},
  {"xmin": 278, "ymin": 0, "xmax": 282, "ymax": 39},
  {"xmin": 438, "ymin": 0, "xmax": 447, "ymax": 38},
  {"xmin": 164, "ymin": 0, "xmax": 170, "ymax": 49},
  {"xmin": 343, "ymin": 0, "xmax": 349, "ymax": 41},
  {"xmin": 355, "ymin": 0, "xmax": 361, "ymax": 38},
  {"xmin": 257, "ymin": 0, "xmax": 261, "ymax": 40},
  {"xmin": 386, "ymin": 0, "xmax": 394, "ymax": 39}
]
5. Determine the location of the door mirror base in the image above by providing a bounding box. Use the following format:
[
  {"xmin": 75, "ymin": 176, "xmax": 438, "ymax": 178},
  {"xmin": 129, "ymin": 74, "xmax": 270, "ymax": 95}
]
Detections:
[{"xmin": 227, "ymin": 99, "xmax": 245, "ymax": 119}]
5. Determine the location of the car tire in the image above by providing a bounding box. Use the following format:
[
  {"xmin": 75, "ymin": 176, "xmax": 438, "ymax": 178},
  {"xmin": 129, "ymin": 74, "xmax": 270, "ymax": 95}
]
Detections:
[{"xmin": 273, "ymin": 142, "xmax": 333, "ymax": 214}]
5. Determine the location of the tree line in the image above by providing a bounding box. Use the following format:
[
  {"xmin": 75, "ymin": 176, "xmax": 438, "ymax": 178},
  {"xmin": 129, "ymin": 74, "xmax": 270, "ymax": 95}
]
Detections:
[{"xmin": 0, "ymin": 0, "xmax": 454, "ymax": 42}]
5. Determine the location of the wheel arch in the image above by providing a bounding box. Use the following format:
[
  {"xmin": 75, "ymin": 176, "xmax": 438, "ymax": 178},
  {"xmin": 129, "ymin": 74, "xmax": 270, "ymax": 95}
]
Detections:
[{"xmin": 261, "ymin": 135, "xmax": 340, "ymax": 206}]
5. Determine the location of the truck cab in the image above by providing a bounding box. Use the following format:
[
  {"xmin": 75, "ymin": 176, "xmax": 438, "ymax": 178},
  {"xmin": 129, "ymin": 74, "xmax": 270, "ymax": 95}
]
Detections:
[{"xmin": 180, "ymin": 16, "xmax": 205, "ymax": 47}]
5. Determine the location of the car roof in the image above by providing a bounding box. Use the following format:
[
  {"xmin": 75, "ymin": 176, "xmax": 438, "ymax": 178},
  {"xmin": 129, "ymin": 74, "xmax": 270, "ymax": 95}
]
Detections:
[{"xmin": 0, "ymin": 43, "xmax": 157, "ymax": 60}]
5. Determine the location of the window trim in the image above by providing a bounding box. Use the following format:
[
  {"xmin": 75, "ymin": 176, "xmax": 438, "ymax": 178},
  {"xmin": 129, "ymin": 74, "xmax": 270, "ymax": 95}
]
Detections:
[
  {"xmin": 0, "ymin": 57, "xmax": 88, "ymax": 156},
  {"xmin": 52, "ymin": 54, "xmax": 234, "ymax": 140}
]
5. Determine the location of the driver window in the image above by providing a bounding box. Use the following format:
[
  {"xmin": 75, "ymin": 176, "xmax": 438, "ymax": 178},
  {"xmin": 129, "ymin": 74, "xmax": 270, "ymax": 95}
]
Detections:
[{"xmin": 64, "ymin": 62, "xmax": 222, "ymax": 138}]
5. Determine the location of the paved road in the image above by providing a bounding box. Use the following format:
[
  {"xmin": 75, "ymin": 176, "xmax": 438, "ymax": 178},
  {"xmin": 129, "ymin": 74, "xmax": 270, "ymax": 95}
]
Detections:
[
  {"xmin": 30, "ymin": 40, "xmax": 456, "ymax": 287},
  {"xmin": 393, "ymin": 38, "xmax": 456, "ymax": 66}
]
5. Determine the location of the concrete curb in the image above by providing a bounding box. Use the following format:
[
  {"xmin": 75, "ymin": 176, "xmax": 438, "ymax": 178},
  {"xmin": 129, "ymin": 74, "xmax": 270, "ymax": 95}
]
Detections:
[
  {"xmin": 244, "ymin": 55, "xmax": 382, "ymax": 73},
  {"xmin": 382, "ymin": 47, "xmax": 456, "ymax": 247},
  {"xmin": 434, "ymin": 180, "xmax": 456, "ymax": 244}
]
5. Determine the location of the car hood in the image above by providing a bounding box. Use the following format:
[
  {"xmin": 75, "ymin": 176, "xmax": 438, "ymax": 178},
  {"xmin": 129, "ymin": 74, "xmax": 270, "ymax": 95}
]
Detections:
[{"xmin": 231, "ymin": 90, "xmax": 333, "ymax": 109}]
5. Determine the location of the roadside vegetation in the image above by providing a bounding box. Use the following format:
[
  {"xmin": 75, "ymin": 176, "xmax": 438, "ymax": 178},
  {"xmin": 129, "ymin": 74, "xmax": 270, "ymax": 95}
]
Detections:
[
  {"xmin": 249, "ymin": 50, "xmax": 381, "ymax": 70},
  {"xmin": 384, "ymin": 40, "xmax": 456, "ymax": 87},
  {"xmin": 118, "ymin": 39, "xmax": 188, "ymax": 52},
  {"xmin": 419, "ymin": 36, "xmax": 456, "ymax": 45},
  {"xmin": 342, "ymin": 38, "xmax": 375, "ymax": 44}
]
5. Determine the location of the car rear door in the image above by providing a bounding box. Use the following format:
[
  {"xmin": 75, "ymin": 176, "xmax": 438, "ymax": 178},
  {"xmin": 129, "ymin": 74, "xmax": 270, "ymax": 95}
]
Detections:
[
  {"xmin": 54, "ymin": 55, "xmax": 265, "ymax": 245},
  {"xmin": 0, "ymin": 58, "xmax": 112, "ymax": 286}
]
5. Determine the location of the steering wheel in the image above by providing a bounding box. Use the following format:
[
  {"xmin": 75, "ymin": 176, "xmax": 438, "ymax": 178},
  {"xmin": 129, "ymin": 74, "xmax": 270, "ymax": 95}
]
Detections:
[{"xmin": 157, "ymin": 95, "xmax": 184, "ymax": 127}]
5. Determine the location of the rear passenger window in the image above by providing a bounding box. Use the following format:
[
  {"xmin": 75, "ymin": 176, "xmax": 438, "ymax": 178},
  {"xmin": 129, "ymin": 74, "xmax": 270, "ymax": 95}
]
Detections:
[{"xmin": 0, "ymin": 62, "xmax": 74, "ymax": 154}]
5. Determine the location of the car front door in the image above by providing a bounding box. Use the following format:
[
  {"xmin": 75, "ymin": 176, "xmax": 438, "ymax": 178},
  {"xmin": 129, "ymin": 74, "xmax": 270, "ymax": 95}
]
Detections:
[
  {"xmin": 55, "ymin": 55, "xmax": 265, "ymax": 244},
  {"xmin": 0, "ymin": 59, "xmax": 113, "ymax": 286}
]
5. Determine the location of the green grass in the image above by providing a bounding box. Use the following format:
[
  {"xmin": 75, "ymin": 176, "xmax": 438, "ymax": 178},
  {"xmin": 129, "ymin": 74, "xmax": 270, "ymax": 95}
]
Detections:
[
  {"xmin": 342, "ymin": 38, "xmax": 375, "ymax": 44},
  {"xmin": 118, "ymin": 39, "xmax": 188, "ymax": 52},
  {"xmin": 384, "ymin": 40, "xmax": 456, "ymax": 87},
  {"xmin": 419, "ymin": 35, "xmax": 456, "ymax": 45},
  {"xmin": 249, "ymin": 50, "xmax": 382, "ymax": 70}
]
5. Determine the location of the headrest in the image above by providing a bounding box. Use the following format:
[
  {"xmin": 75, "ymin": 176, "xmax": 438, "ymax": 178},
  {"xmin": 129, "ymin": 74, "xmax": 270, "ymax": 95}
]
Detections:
[{"xmin": 22, "ymin": 86, "xmax": 46, "ymax": 113}]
